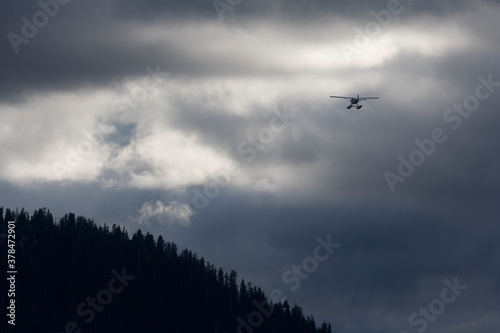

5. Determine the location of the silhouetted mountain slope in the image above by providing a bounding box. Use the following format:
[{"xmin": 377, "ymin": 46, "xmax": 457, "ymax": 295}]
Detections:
[{"xmin": 0, "ymin": 207, "xmax": 333, "ymax": 333}]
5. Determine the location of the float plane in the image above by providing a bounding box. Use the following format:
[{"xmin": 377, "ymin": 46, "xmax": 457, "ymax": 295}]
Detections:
[{"xmin": 330, "ymin": 94, "xmax": 379, "ymax": 109}]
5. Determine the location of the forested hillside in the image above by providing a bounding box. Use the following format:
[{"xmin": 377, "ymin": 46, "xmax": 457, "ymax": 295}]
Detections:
[{"xmin": 0, "ymin": 207, "xmax": 333, "ymax": 333}]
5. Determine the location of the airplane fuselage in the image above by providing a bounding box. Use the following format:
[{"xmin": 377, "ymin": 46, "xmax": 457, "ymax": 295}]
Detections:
[
  {"xmin": 347, "ymin": 94, "xmax": 361, "ymax": 109},
  {"xmin": 350, "ymin": 94, "xmax": 360, "ymax": 105}
]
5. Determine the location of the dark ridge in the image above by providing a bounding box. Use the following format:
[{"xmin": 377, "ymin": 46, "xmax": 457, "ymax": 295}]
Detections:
[{"xmin": 0, "ymin": 207, "xmax": 333, "ymax": 333}]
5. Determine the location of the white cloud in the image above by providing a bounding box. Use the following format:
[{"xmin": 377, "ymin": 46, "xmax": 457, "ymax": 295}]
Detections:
[
  {"xmin": 0, "ymin": 89, "xmax": 114, "ymax": 183},
  {"xmin": 132, "ymin": 200, "xmax": 195, "ymax": 226},
  {"xmin": 106, "ymin": 123, "xmax": 234, "ymax": 190}
]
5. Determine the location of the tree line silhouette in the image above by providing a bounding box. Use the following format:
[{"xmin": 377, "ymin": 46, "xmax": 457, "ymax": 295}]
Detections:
[{"xmin": 0, "ymin": 207, "xmax": 333, "ymax": 333}]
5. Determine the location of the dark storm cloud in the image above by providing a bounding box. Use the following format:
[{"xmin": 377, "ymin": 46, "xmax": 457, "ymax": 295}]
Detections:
[
  {"xmin": 0, "ymin": 0, "xmax": 488, "ymax": 100},
  {"xmin": 101, "ymin": 0, "xmax": 481, "ymax": 22},
  {"xmin": 0, "ymin": 18, "xmax": 164, "ymax": 99}
]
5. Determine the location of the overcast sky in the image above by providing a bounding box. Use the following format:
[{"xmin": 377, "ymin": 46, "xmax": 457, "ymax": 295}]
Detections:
[{"xmin": 1, "ymin": 0, "xmax": 500, "ymax": 332}]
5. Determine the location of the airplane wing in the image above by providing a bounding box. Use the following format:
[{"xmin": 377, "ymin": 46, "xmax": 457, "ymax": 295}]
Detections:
[
  {"xmin": 359, "ymin": 97, "xmax": 379, "ymax": 101},
  {"xmin": 330, "ymin": 96, "xmax": 352, "ymax": 101}
]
